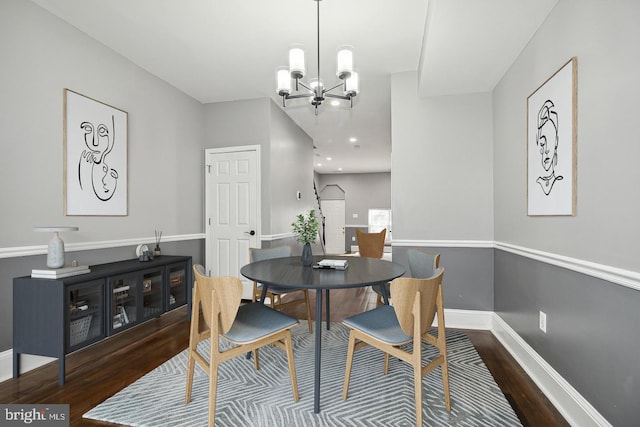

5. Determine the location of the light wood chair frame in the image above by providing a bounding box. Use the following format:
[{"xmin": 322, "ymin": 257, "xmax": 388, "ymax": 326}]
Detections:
[
  {"xmin": 185, "ymin": 267, "xmax": 299, "ymax": 427},
  {"xmin": 342, "ymin": 271, "xmax": 451, "ymax": 427},
  {"xmin": 375, "ymin": 249, "xmax": 441, "ymax": 307}
]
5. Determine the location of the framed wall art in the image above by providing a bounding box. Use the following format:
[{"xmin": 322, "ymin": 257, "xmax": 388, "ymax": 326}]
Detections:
[
  {"xmin": 527, "ymin": 57, "xmax": 577, "ymax": 216},
  {"xmin": 64, "ymin": 89, "xmax": 128, "ymax": 216}
]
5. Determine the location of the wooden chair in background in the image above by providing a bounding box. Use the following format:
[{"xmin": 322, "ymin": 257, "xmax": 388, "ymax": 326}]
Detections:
[
  {"xmin": 342, "ymin": 268, "xmax": 451, "ymax": 426},
  {"xmin": 355, "ymin": 228, "xmax": 386, "ymax": 258},
  {"xmin": 185, "ymin": 265, "xmax": 299, "ymax": 427}
]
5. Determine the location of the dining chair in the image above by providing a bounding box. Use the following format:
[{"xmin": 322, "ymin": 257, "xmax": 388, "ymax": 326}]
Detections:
[
  {"xmin": 355, "ymin": 228, "xmax": 386, "ymax": 258},
  {"xmin": 355, "ymin": 228, "xmax": 387, "ymax": 303},
  {"xmin": 375, "ymin": 248, "xmax": 441, "ymax": 307},
  {"xmin": 250, "ymin": 246, "xmax": 313, "ymax": 333},
  {"xmin": 342, "ymin": 268, "xmax": 450, "ymax": 427},
  {"xmin": 185, "ymin": 265, "xmax": 299, "ymax": 427}
]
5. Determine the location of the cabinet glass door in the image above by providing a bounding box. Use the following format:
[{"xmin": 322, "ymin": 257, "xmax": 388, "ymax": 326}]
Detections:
[
  {"xmin": 167, "ymin": 263, "xmax": 187, "ymax": 309},
  {"xmin": 141, "ymin": 269, "xmax": 164, "ymax": 320},
  {"xmin": 109, "ymin": 274, "xmax": 138, "ymax": 332},
  {"xmin": 67, "ymin": 279, "xmax": 105, "ymax": 351}
]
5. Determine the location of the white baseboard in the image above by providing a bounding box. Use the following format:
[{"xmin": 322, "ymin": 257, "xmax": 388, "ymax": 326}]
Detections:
[
  {"xmin": 491, "ymin": 314, "xmax": 611, "ymax": 427},
  {"xmin": 0, "ymin": 349, "xmax": 56, "ymax": 383},
  {"xmin": 0, "ymin": 309, "xmax": 611, "ymax": 427},
  {"xmin": 436, "ymin": 308, "xmax": 494, "ymax": 330}
]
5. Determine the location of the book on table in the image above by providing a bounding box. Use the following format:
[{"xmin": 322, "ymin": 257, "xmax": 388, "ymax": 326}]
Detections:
[
  {"xmin": 316, "ymin": 259, "xmax": 348, "ymax": 270},
  {"xmin": 31, "ymin": 265, "xmax": 91, "ymax": 279}
]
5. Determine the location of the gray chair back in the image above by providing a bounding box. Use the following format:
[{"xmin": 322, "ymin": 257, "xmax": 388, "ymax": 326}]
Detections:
[
  {"xmin": 407, "ymin": 249, "xmax": 440, "ymax": 278},
  {"xmin": 250, "ymin": 246, "xmax": 292, "ymax": 263}
]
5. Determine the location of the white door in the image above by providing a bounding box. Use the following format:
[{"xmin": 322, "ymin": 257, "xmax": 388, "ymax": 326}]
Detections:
[
  {"xmin": 205, "ymin": 146, "xmax": 260, "ymax": 300},
  {"xmin": 322, "ymin": 199, "xmax": 346, "ymax": 254}
]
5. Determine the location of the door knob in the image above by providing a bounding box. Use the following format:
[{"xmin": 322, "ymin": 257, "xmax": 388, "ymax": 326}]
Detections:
[{"xmin": 245, "ymin": 230, "xmax": 256, "ymax": 236}]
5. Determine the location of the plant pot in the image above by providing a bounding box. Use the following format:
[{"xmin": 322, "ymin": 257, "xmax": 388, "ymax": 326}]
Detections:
[{"xmin": 301, "ymin": 243, "xmax": 313, "ymax": 267}]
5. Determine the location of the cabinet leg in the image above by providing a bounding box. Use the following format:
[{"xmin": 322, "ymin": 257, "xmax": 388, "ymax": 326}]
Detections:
[
  {"xmin": 13, "ymin": 352, "xmax": 19, "ymax": 378},
  {"xmin": 58, "ymin": 356, "xmax": 65, "ymax": 385}
]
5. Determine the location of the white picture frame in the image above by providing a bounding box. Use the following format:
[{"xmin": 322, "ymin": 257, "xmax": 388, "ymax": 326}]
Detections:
[
  {"xmin": 527, "ymin": 57, "xmax": 577, "ymax": 216},
  {"xmin": 64, "ymin": 89, "xmax": 128, "ymax": 216}
]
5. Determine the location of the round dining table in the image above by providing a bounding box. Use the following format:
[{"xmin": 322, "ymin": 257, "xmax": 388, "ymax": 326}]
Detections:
[{"xmin": 240, "ymin": 255, "xmax": 405, "ymax": 413}]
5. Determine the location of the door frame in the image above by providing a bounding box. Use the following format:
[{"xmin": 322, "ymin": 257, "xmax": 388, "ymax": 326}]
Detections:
[
  {"xmin": 322, "ymin": 199, "xmax": 346, "ymax": 255},
  {"xmin": 204, "ymin": 145, "xmax": 261, "ymax": 284}
]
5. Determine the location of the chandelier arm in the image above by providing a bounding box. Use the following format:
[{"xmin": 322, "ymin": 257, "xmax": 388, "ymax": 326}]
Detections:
[
  {"xmin": 323, "ymin": 82, "xmax": 344, "ymax": 93},
  {"xmin": 297, "ymin": 80, "xmax": 313, "ymax": 91},
  {"xmin": 324, "ymin": 93, "xmax": 351, "ymax": 100},
  {"xmin": 285, "ymin": 93, "xmax": 315, "ymax": 100}
]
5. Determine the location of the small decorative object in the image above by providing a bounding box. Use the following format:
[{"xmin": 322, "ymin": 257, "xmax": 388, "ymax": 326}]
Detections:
[
  {"xmin": 136, "ymin": 244, "xmax": 149, "ymax": 260},
  {"xmin": 291, "ymin": 210, "xmax": 319, "ymax": 267},
  {"xmin": 154, "ymin": 230, "xmax": 162, "ymax": 256},
  {"xmin": 139, "ymin": 250, "xmax": 154, "ymax": 262},
  {"xmin": 34, "ymin": 226, "xmax": 79, "ymax": 268},
  {"xmin": 143, "ymin": 279, "xmax": 152, "ymax": 293}
]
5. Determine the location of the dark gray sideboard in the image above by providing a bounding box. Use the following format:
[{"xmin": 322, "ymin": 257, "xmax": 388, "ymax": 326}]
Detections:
[{"xmin": 13, "ymin": 255, "xmax": 192, "ymax": 385}]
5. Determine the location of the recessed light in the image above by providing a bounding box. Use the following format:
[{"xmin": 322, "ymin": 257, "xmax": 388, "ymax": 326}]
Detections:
[
  {"xmin": 338, "ymin": 167, "xmax": 343, "ymax": 171},
  {"xmin": 349, "ymin": 137, "xmax": 357, "ymax": 143},
  {"xmin": 317, "ymin": 163, "xmax": 323, "ymax": 167},
  {"xmin": 326, "ymin": 157, "xmax": 332, "ymax": 161}
]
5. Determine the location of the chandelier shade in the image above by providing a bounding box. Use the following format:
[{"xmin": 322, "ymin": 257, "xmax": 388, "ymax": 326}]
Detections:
[
  {"xmin": 336, "ymin": 46, "xmax": 353, "ymax": 79},
  {"xmin": 288, "ymin": 45, "xmax": 306, "ymax": 79},
  {"xmin": 276, "ymin": 0, "xmax": 360, "ymax": 114}
]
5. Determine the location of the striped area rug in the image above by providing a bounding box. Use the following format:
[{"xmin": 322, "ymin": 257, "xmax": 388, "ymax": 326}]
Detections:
[{"xmin": 84, "ymin": 321, "xmax": 521, "ymax": 426}]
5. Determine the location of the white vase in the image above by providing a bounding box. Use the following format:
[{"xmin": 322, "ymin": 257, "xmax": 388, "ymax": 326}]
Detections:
[{"xmin": 47, "ymin": 232, "xmax": 65, "ymax": 268}]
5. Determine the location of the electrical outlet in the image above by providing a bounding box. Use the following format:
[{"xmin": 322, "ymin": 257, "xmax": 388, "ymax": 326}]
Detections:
[
  {"xmin": 352, "ymin": 213, "xmax": 358, "ymax": 219},
  {"xmin": 351, "ymin": 236, "xmax": 356, "ymax": 242},
  {"xmin": 539, "ymin": 311, "xmax": 547, "ymax": 333}
]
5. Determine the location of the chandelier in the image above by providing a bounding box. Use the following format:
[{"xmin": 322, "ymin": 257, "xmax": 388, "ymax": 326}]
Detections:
[{"xmin": 276, "ymin": 0, "xmax": 360, "ymax": 114}]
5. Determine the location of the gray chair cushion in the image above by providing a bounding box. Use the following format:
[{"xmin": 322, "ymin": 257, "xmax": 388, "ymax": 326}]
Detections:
[
  {"xmin": 223, "ymin": 302, "xmax": 298, "ymax": 343},
  {"xmin": 342, "ymin": 305, "xmax": 411, "ymax": 345}
]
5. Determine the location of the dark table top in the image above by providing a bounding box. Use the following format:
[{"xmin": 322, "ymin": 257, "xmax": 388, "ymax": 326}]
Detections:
[{"xmin": 240, "ymin": 255, "xmax": 405, "ymax": 290}]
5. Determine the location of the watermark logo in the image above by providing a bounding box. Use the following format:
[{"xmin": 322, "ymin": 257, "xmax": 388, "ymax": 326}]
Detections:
[{"xmin": 1, "ymin": 405, "xmax": 69, "ymax": 426}]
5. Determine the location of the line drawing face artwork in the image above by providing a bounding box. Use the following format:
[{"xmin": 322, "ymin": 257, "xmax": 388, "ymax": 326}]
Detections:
[
  {"xmin": 65, "ymin": 89, "xmax": 128, "ymax": 216},
  {"xmin": 78, "ymin": 116, "xmax": 119, "ymax": 201},
  {"xmin": 535, "ymin": 100, "xmax": 563, "ymax": 196},
  {"xmin": 527, "ymin": 58, "xmax": 576, "ymax": 216}
]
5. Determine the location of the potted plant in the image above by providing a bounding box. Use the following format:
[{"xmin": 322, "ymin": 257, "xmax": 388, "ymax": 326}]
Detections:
[{"xmin": 292, "ymin": 209, "xmax": 319, "ymax": 266}]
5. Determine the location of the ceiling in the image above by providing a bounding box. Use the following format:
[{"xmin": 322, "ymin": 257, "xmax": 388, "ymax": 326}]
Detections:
[{"xmin": 30, "ymin": 0, "xmax": 558, "ymax": 174}]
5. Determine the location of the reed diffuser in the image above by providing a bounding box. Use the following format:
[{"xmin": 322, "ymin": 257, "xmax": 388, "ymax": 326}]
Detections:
[{"xmin": 154, "ymin": 230, "xmax": 162, "ymax": 256}]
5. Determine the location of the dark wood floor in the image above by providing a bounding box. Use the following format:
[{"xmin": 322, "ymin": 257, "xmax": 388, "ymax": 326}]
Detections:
[{"xmin": 0, "ymin": 287, "xmax": 568, "ymax": 426}]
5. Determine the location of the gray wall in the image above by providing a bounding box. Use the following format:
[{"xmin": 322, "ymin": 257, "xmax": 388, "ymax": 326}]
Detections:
[
  {"xmin": 390, "ymin": 83, "xmax": 494, "ymax": 241},
  {"xmin": 492, "ymin": 1, "xmax": 640, "ymax": 425},
  {"xmin": 0, "ymin": 1, "xmax": 205, "ymax": 352},
  {"xmin": 389, "ymin": 80, "xmax": 495, "ymax": 311},
  {"xmin": 203, "ymin": 99, "xmax": 314, "ymax": 236},
  {"xmin": 493, "ymin": 1, "xmax": 639, "ymax": 270},
  {"xmin": 390, "ymin": 2, "xmax": 640, "ymax": 423},
  {"xmin": 394, "ymin": 246, "xmax": 494, "ymax": 311},
  {"xmin": 268, "ymin": 102, "xmax": 315, "ymax": 235},
  {"xmin": 317, "ymin": 172, "xmax": 391, "ymax": 252}
]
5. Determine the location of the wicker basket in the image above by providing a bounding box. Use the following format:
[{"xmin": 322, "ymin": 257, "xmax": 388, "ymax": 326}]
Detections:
[{"xmin": 69, "ymin": 314, "xmax": 92, "ymax": 347}]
